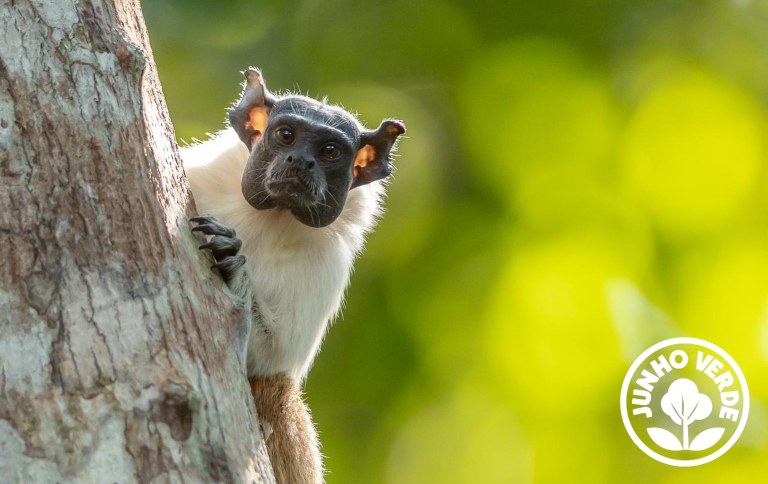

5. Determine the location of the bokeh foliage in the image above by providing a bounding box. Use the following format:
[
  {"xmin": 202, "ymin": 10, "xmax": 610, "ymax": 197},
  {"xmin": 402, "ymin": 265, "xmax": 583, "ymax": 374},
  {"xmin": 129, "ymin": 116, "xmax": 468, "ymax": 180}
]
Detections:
[{"xmin": 144, "ymin": 0, "xmax": 768, "ymax": 482}]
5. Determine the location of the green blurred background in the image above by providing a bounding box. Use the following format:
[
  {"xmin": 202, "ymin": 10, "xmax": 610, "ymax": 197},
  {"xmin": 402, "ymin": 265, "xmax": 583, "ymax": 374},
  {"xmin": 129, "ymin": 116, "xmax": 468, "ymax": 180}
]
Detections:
[{"xmin": 143, "ymin": 0, "xmax": 768, "ymax": 482}]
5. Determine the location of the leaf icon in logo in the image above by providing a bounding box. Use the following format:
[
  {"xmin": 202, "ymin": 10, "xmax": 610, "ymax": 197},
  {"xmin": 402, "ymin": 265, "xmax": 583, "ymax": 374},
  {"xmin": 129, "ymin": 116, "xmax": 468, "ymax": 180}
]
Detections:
[
  {"xmin": 660, "ymin": 378, "xmax": 712, "ymax": 450},
  {"xmin": 661, "ymin": 379, "xmax": 712, "ymax": 424},
  {"xmin": 647, "ymin": 427, "xmax": 683, "ymax": 451},
  {"xmin": 689, "ymin": 427, "xmax": 725, "ymax": 451}
]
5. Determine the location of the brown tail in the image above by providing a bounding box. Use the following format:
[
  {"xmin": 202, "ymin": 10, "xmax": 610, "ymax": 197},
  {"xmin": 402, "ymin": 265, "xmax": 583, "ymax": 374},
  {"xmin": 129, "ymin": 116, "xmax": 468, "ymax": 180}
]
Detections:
[{"xmin": 250, "ymin": 374, "xmax": 324, "ymax": 484}]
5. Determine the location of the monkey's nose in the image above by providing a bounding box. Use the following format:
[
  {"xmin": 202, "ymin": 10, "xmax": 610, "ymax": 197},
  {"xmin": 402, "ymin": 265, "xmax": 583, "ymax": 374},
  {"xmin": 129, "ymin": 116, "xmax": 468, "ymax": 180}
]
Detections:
[{"xmin": 286, "ymin": 155, "xmax": 315, "ymax": 170}]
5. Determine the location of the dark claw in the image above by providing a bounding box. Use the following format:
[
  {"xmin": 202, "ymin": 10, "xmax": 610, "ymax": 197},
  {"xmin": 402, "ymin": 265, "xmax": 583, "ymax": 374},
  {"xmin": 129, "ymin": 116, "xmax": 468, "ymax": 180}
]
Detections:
[
  {"xmin": 191, "ymin": 215, "xmax": 246, "ymax": 285},
  {"xmin": 190, "ymin": 216, "xmax": 236, "ymax": 238},
  {"xmin": 200, "ymin": 235, "xmax": 243, "ymax": 260},
  {"xmin": 213, "ymin": 255, "xmax": 246, "ymax": 283}
]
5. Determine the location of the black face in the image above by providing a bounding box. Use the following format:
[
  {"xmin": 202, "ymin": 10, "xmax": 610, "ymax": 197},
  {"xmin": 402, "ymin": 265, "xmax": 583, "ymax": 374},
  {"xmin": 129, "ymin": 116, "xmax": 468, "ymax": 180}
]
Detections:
[
  {"xmin": 228, "ymin": 68, "xmax": 405, "ymax": 228},
  {"xmin": 240, "ymin": 98, "xmax": 360, "ymax": 228}
]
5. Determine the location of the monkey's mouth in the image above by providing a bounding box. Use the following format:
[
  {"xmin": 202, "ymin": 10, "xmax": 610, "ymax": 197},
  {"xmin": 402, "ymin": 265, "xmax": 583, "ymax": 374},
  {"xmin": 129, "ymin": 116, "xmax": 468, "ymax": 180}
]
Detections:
[
  {"xmin": 265, "ymin": 173, "xmax": 321, "ymax": 208},
  {"xmin": 242, "ymin": 167, "xmax": 345, "ymax": 228}
]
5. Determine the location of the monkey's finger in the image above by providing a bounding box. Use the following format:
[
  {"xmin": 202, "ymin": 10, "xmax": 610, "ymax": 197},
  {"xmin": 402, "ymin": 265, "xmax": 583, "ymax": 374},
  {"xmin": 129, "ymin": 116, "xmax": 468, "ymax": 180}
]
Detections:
[
  {"xmin": 189, "ymin": 215, "xmax": 218, "ymax": 226},
  {"xmin": 192, "ymin": 224, "xmax": 225, "ymax": 236},
  {"xmin": 190, "ymin": 218, "xmax": 236, "ymax": 238},
  {"xmin": 212, "ymin": 255, "xmax": 247, "ymax": 282},
  {"xmin": 200, "ymin": 235, "xmax": 243, "ymax": 259}
]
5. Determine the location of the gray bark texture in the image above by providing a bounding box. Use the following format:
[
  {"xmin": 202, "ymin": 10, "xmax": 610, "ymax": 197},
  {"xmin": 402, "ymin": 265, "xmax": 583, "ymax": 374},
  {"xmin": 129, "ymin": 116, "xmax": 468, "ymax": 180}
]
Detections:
[{"xmin": 0, "ymin": 1, "xmax": 275, "ymax": 482}]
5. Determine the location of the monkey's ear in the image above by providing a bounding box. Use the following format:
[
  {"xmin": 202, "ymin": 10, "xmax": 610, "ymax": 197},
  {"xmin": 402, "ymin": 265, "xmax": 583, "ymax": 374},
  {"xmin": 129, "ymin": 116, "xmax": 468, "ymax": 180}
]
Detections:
[
  {"xmin": 352, "ymin": 120, "xmax": 406, "ymax": 189},
  {"xmin": 228, "ymin": 68, "xmax": 276, "ymax": 149}
]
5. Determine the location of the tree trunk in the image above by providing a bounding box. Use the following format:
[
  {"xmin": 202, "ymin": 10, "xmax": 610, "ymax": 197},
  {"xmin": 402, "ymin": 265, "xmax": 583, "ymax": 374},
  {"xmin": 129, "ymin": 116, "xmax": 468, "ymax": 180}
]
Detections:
[{"xmin": 0, "ymin": 1, "xmax": 274, "ymax": 482}]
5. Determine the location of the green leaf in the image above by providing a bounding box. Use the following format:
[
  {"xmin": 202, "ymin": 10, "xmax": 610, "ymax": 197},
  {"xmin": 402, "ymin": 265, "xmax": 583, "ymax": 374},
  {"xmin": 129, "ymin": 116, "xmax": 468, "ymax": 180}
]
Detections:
[
  {"xmin": 647, "ymin": 427, "xmax": 683, "ymax": 451},
  {"xmin": 689, "ymin": 428, "xmax": 725, "ymax": 451}
]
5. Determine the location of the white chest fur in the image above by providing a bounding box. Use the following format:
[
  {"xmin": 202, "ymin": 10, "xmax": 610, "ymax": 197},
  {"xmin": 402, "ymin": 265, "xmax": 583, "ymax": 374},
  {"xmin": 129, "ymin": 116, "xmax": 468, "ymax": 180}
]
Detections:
[{"xmin": 182, "ymin": 130, "xmax": 384, "ymax": 380}]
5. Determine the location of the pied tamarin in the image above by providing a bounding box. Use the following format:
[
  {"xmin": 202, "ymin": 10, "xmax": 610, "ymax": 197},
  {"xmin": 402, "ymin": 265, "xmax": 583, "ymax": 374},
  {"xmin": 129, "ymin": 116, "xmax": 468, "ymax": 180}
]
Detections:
[{"xmin": 182, "ymin": 68, "xmax": 405, "ymax": 484}]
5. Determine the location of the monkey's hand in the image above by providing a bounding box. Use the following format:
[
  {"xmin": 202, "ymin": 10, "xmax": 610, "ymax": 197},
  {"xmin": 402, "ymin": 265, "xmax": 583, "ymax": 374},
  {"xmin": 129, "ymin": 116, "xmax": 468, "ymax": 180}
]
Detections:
[
  {"xmin": 190, "ymin": 216, "xmax": 246, "ymax": 285},
  {"xmin": 190, "ymin": 215, "xmax": 252, "ymax": 372}
]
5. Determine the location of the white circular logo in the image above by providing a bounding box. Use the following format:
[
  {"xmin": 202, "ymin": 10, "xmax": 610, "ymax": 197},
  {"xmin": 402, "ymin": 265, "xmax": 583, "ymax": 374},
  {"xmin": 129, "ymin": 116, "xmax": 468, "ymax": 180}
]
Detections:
[{"xmin": 620, "ymin": 337, "xmax": 749, "ymax": 466}]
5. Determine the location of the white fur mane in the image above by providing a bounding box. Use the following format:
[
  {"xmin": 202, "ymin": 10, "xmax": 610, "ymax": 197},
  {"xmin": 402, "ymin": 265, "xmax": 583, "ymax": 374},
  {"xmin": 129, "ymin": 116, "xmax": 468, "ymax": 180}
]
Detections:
[{"xmin": 182, "ymin": 129, "xmax": 385, "ymax": 380}]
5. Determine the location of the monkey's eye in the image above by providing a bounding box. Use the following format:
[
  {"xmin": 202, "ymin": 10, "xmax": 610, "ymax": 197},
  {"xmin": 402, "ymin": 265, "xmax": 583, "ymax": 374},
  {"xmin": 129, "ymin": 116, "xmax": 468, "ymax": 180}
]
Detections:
[
  {"xmin": 275, "ymin": 127, "xmax": 295, "ymax": 145},
  {"xmin": 319, "ymin": 143, "xmax": 342, "ymax": 160}
]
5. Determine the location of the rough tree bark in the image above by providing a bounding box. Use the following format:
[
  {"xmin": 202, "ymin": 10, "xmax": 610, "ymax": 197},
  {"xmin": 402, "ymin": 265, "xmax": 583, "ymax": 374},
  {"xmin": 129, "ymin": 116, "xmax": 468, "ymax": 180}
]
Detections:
[{"xmin": 0, "ymin": 1, "xmax": 274, "ymax": 482}]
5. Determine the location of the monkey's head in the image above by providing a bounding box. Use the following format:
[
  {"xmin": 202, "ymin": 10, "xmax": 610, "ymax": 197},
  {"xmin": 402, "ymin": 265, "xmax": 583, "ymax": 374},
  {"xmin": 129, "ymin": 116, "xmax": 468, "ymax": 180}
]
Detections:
[{"xmin": 228, "ymin": 68, "xmax": 405, "ymax": 228}]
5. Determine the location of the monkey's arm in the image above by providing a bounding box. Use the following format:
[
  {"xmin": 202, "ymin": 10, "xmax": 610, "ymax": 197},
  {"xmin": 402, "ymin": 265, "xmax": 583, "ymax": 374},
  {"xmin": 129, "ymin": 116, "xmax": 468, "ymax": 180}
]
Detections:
[
  {"xmin": 191, "ymin": 215, "xmax": 324, "ymax": 484},
  {"xmin": 191, "ymin": 216, "xmax": 253, "ymax": 370}
]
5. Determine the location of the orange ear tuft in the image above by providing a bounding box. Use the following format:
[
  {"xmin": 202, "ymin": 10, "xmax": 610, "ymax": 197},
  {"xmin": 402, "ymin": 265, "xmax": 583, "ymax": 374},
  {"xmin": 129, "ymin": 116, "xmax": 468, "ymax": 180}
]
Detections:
[
  {"xmin": 245, "ymin": 107, "xmax": 269, "ymax": 143},
  {"xmin": 353, "ymin": 145, "xmax": 376, "ymax": 177}
]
